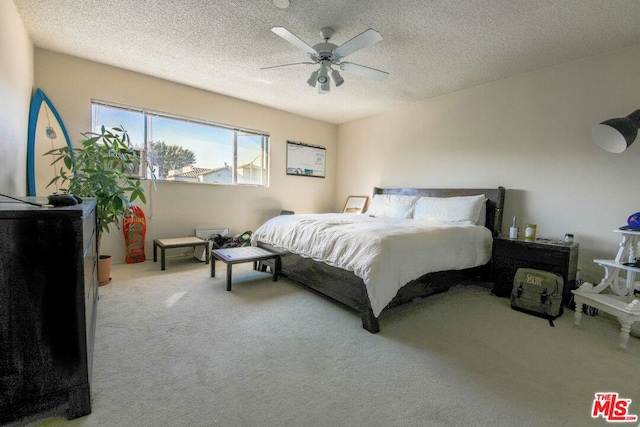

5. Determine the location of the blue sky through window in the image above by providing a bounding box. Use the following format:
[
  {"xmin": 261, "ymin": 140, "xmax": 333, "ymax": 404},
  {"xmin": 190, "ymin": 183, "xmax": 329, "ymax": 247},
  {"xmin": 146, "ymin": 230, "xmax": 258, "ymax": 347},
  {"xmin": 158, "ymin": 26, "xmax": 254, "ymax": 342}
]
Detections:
[{"xmin": 91, "ymin": 103, "xmax": 268, "ymax": 184}]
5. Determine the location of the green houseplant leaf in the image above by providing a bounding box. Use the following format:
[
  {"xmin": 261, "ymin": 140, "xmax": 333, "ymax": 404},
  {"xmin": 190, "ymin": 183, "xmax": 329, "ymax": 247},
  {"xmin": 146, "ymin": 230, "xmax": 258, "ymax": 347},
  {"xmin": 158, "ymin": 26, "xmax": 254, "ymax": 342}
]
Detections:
[{"xmin": 45, "ymin": 126, "xmax": 155, "ymax": 251}]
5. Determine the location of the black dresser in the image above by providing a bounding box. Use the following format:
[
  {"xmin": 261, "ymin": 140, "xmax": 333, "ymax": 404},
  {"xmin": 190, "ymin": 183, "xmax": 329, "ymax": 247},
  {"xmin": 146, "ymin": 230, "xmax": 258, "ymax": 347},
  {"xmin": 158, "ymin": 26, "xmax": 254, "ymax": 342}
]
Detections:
[
  {"xmin": 0, "ymin": 198, "xmax": 98, "ymax": 423},
  {"xmin": 491, "ymin": 237, "xmax": 579, "ymax": 305}
]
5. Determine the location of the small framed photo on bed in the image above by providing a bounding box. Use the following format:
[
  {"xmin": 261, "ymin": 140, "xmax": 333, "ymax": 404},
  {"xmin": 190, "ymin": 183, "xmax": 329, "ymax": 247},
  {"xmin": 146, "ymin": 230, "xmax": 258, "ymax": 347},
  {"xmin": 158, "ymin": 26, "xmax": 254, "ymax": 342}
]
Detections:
[{"xmin": 343, "ymin": 196, "xmax": 368, "ymax": 214}]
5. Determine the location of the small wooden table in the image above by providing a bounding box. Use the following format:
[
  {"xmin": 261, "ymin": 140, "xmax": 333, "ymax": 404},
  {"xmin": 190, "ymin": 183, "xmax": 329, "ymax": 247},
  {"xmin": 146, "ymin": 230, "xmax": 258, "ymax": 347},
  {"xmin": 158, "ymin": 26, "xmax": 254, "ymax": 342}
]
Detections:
[
  {"xmin": 153, "ymin": 237, "xmax": 210, "ymax": 270},
  {"xmin": 211, "ymin": 246, "xmax": 279, "ymax": 291}
]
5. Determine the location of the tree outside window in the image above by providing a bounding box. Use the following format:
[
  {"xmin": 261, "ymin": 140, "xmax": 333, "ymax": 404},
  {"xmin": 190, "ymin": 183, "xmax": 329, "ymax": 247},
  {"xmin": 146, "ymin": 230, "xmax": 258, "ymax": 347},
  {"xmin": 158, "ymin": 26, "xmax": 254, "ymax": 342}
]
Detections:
[{"xmin": 90, "ymin": 102, "xmax": 269, "ymax": 186}]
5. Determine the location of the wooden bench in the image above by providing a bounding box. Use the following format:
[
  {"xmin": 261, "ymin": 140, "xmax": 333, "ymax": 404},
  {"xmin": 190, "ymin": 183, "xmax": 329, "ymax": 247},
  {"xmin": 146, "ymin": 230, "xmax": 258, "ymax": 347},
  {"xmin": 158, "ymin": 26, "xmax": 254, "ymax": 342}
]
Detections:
[{"xmin": 153, "ymin": 237, "xmax": 210, "ymax": 270}]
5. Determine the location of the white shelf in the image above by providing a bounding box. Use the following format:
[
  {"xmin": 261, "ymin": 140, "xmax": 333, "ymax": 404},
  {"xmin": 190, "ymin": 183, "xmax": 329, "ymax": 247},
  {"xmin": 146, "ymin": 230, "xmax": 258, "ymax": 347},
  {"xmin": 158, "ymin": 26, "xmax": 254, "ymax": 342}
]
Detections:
[
  {"xmin": 594, "ymin": 259, "xmax": 640, "ymax": 274},
  {"xmin": 573, "ymin": 290, "xmax": 640, "ymax": 350},
  {"xmin": 574, "ymin": 230, "xmax": 640, "ymax": 350},
  {"xmin": 573, "ymin": 291, "xmax": 637, "ymax": 312},
  {"xmin": 614, "ymin": 228, "xmax": 640, "ymax": 236}
]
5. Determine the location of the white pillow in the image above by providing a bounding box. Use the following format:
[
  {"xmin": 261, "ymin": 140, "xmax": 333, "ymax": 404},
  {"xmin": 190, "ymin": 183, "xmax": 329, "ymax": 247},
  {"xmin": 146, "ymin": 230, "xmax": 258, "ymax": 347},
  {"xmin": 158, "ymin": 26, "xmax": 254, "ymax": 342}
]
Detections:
[
  {"xmin": 412, "ymin": 194, "xmax": 487, "ymax": 224},
  {"xmin": 365, "ymin": 194, "xmax": 419, "ymax": 219}
]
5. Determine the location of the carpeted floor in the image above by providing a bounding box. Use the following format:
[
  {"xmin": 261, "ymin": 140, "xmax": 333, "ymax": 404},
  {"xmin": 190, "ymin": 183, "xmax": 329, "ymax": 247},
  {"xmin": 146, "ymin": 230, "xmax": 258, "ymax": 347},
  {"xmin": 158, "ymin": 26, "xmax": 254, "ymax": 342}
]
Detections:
[{"xmin": 12, "ymin": 258, "xmax": 640, "ymax": 427}]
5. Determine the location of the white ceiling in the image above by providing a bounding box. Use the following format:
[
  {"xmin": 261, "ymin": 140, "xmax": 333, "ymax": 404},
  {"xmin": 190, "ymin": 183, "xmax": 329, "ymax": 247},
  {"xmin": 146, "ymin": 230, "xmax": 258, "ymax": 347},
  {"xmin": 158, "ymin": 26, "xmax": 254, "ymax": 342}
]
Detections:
[{"xmin": 12, "ymin": 0, "xmax": 640, "ymax": 125}]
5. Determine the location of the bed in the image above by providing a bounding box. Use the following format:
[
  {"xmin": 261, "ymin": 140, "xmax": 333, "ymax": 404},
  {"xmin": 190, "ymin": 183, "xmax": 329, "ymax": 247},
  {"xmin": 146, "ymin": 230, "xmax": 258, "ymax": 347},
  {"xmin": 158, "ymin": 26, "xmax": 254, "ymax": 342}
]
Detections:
[{"xmin": 253, "ymin": 187, "xmax": 505, "ymax": 333}]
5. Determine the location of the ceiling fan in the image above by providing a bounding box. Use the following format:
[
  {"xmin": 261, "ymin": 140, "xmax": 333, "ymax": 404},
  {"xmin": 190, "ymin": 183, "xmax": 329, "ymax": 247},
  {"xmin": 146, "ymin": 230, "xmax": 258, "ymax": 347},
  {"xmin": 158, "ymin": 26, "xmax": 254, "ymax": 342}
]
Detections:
[{"xmin": 262, "ymin": 26, "xmax": 389, "ymax": 94}]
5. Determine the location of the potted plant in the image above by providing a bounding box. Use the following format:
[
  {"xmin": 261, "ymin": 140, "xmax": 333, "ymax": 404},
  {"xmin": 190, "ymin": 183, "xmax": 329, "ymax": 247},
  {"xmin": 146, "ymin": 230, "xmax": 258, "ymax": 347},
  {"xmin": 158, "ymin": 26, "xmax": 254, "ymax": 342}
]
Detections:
[{"xmin": 47, "ymin": 126, "xmax": 152, "ymax": 284}]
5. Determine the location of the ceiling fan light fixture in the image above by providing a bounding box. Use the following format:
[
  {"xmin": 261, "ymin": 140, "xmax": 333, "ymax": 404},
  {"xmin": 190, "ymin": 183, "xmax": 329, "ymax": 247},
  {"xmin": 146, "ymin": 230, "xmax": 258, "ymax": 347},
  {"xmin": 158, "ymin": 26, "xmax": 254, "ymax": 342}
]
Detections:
[
  {"xmin": 317, "ymin": 66, "xmax": 330, "ymax": 93},
  {"xmin": 317, "ymin": 66, "xmax": 329, "ymax": 84},
  {"xmin": 319, "ymin": 81, "xmax": 330, "ymax": 94},
  {"xmin": 307, "ymin": 70, "xmax": 318, "ymax": 87},
  {"xmin": 331, "ymin": 69, "xmax": 344, "ymax": 87},
  {"xmin": 266, "ymin": 26, "xmax": 388, "ymax": 94}
]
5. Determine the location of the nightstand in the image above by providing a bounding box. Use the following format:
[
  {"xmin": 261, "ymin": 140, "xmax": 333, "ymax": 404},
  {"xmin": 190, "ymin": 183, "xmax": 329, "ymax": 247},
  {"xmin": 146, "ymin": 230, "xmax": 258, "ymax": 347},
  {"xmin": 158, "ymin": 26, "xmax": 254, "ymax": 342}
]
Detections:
[{"xmin": 491, "ymin": 237, "xmax": 579, "ymax": 305}]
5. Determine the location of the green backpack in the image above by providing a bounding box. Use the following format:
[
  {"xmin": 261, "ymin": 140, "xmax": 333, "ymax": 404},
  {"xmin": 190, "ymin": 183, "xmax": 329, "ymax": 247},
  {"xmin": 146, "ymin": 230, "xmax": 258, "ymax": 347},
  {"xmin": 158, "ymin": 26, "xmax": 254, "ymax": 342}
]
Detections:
[{"xmin": 511, "ymin": 268, "xmax": 564, "ymax": 327}]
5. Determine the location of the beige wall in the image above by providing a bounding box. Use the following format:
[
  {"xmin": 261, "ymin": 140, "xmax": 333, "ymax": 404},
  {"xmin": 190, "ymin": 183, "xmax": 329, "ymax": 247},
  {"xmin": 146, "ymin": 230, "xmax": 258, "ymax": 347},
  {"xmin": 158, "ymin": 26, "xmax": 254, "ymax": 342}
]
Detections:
[
  {"xmin": 34, "ymin": 49, "xmax": 337, "ymax": 262},
  {"xmin": 0, "ymin": 1, "xmax": 33, "ymax": 195},
  {"xmin": 337, "ymin": 44, "xmax": 640, "ymax": 282},
  {"xmin": 8, "ymin": 6, "xmax": 640, "ymax": 281}
]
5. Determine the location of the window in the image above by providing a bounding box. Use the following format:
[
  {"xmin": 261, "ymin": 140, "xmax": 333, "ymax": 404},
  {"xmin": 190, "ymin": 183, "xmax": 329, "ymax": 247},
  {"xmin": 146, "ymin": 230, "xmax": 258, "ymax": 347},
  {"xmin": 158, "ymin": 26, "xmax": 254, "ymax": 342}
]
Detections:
[{"xmin": 90, "ymin": 101, "xmax": 269, "ymax": 186}]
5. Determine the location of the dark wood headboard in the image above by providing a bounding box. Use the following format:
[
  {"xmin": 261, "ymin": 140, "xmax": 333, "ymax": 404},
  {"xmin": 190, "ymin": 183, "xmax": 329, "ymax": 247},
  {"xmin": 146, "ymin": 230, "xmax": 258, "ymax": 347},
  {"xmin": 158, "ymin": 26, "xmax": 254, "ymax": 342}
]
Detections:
[{"xmin": 372, "ymin": 186, "xmax": 506, "ymax": 237}]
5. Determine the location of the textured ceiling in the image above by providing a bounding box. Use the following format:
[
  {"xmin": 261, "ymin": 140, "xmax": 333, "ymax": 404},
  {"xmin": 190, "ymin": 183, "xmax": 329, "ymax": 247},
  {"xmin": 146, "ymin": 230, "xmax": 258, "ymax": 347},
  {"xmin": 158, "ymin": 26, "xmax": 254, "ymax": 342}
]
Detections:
[{"xmin": 12, "ymin": 0, "xmax": 640, "ymax": 124}]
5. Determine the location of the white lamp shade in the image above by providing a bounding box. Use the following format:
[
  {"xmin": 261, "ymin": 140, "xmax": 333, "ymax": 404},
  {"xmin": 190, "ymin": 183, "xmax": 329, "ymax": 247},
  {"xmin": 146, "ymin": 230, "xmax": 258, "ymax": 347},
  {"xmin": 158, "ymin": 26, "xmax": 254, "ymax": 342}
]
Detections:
[
  {"xmin": 592, "ymin": 110, "xmax": 640, "ymax": 153},
  {"xmin": 307, "ymin": 71, "xmax": 319, "ymax": 87},
  {"xmin": 331, "ymin": 69, "xmax": 344, "ymax": 87},
  {"xmin": 592, "ymin": 123, "xmax": 635, "ymax": 153},
  {"xmin": 319, "ymin": 81, "xmax": 330, "ymax": 94}
]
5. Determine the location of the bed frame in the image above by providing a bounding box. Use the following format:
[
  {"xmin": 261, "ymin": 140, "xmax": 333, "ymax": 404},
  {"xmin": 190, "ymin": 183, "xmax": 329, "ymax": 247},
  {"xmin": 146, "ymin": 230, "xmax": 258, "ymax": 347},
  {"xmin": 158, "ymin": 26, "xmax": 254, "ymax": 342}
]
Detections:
[{"xmin": 257, "ymin": 187, "xmax": 506, "ymax": 333}]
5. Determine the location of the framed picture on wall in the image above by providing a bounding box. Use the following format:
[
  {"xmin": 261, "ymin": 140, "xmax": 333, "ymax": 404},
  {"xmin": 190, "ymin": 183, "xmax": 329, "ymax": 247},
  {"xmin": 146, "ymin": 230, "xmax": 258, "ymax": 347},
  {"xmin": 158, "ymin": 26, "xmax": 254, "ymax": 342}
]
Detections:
[
  {"xmin": 286, "ymin": 140, "xmax": 326, "ymax": 178},
  {"xmin": 343, "ymin": 196, "xmax": 368, "ymax": 214}
]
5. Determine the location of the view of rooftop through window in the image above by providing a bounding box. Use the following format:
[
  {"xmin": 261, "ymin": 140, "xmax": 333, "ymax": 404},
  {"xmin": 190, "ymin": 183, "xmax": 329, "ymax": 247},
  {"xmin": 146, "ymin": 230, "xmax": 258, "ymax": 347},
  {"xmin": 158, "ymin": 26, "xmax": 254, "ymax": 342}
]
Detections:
[{"xmin": 90, "ymin": 102, "xmax": 269, "ymax": 186}]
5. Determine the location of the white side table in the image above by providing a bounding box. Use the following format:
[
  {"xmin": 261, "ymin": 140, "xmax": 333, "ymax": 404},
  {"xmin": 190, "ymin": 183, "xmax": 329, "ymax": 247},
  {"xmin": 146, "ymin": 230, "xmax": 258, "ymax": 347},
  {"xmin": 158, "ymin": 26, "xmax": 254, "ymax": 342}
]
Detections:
[{"xmin": 572, "ymin": 229, "xmax": 640, "ymax": 350}]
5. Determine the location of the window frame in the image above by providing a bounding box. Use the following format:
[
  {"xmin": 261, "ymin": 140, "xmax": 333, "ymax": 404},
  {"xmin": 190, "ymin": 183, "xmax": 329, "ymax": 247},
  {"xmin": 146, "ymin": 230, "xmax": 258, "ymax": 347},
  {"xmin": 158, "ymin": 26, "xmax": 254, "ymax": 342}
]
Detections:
[{"xmin": 90, "ymin": 100, "xmax": 270, "ymax": 187}]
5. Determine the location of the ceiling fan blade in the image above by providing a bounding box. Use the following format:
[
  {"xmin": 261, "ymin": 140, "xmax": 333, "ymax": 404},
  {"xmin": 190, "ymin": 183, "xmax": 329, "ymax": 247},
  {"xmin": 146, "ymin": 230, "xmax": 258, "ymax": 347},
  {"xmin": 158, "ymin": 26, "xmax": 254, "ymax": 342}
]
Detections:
[
  {"xmin": 333, "ymin": 29, "xmax": 382, "ymax": 59},
  {"xmin": 340, "ymin": 62, "xmax": 389, "ymax": 81},
  {"xmin": 271, "ymin": 27, "xmax": 318, "ymax": 56},
  {"xmin": 261, "ymin": 62, "xmax": 315, "ymax": 71}
]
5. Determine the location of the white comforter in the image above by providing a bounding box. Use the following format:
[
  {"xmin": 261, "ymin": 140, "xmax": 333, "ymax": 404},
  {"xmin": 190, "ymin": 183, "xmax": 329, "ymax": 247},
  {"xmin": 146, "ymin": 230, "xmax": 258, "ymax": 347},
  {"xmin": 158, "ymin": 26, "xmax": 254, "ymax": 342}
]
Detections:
[{"xmin": 251, "ymin": 214, "xmax": 492, "ymax": 317}]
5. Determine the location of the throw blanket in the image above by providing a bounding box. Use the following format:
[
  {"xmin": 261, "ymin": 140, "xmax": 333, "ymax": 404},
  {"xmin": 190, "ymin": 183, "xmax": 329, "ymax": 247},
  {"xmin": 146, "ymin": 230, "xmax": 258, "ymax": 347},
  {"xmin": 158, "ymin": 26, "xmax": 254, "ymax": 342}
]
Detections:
[{"xmin": 252, "ymin": 214, "xmax": 492, "ymax": 316}]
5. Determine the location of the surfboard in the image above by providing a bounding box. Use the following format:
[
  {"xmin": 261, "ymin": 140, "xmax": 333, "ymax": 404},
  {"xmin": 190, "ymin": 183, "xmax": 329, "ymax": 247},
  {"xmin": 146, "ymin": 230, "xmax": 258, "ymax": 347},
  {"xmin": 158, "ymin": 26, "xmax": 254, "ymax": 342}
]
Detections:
[
  {"xmin": 123, "ymin": 206, "xmax": 147, "ymax": 264},
  {"xmin": 27, "ymin": 88, "xmax": 73, "ymax": 196}
]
